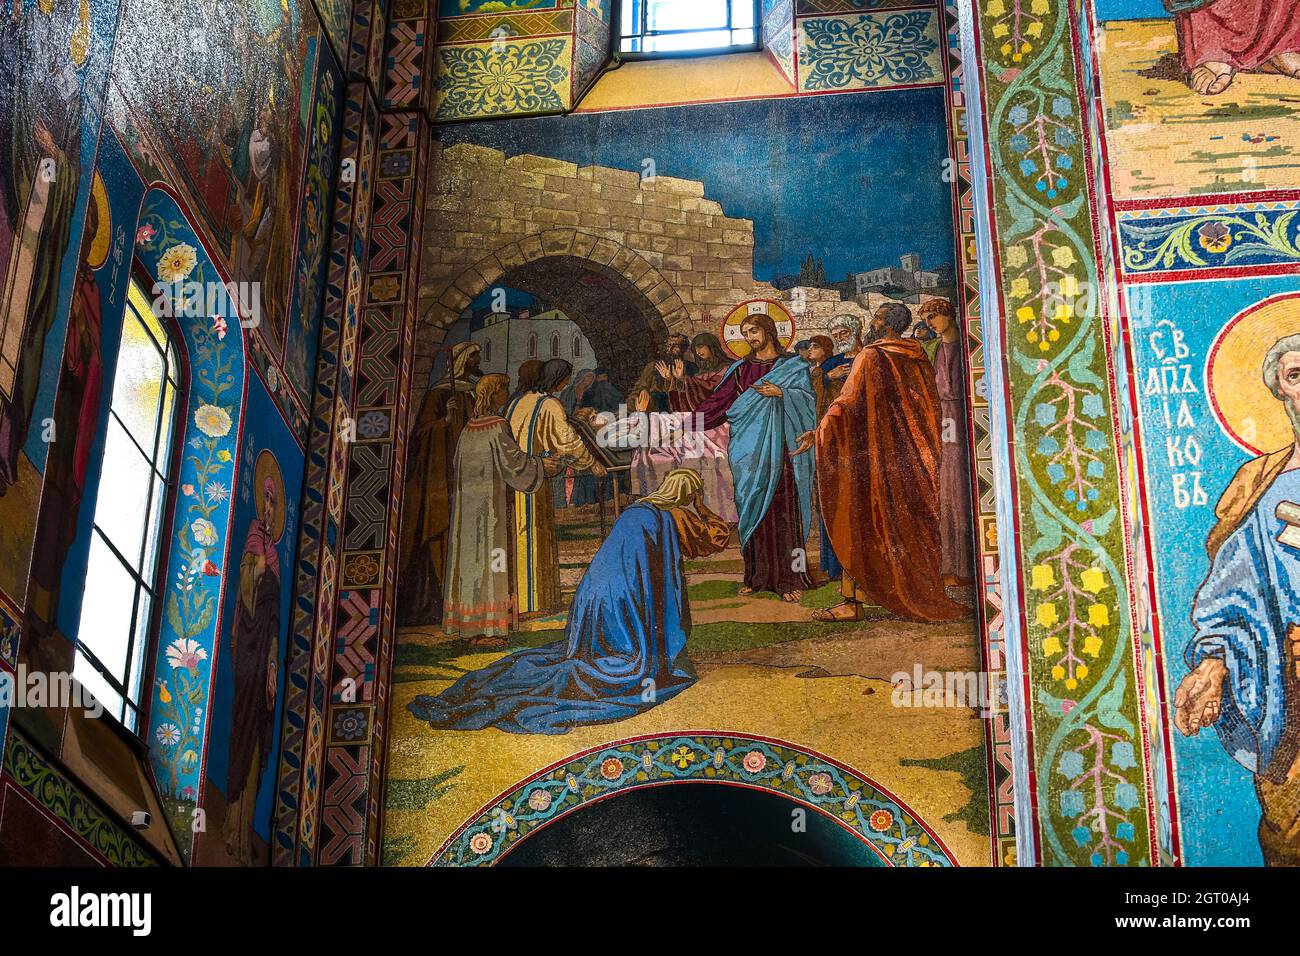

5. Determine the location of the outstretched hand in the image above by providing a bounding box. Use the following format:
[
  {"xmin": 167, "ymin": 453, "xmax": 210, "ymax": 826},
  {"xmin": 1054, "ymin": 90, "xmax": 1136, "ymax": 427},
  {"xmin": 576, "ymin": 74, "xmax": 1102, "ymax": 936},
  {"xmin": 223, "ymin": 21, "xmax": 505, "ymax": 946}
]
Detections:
[
  {"xmin": 753, "ymin": 382, "xmax": 783, "ymax": 398},
  {"xmin": 1173, "ymin": 657, "xmax": 1227, "ymax": 736},
  {"xmin": 793, "ymin": 430, "xmax": 816, "ymax": 456}
]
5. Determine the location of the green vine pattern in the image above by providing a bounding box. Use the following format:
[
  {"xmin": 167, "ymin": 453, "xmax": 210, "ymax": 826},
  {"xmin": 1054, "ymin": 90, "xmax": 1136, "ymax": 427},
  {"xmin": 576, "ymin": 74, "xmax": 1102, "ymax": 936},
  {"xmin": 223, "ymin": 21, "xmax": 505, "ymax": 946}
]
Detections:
[
  {"xmin": 978, "ymin": 0, "xmax": 1149, "ymax": 865},
  {"xmin": 4, "ymin": 732, "xmax": 155, "ymax": 866}
]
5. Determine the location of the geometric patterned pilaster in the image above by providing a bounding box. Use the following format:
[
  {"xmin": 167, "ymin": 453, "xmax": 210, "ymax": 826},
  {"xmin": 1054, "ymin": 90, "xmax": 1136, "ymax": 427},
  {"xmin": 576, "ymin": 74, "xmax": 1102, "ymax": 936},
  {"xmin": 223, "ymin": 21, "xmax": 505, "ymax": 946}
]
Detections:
[
  {"xmin": 273, "ymin": 77, "xmax": 382, "ymax": 867},
  {"xmin": 941, "ymin": 0, "xmax": 1017, "ymax": 867},
  {"xmin": 312, "ymin": 0, "xmax": 433, "ymax": 866}
]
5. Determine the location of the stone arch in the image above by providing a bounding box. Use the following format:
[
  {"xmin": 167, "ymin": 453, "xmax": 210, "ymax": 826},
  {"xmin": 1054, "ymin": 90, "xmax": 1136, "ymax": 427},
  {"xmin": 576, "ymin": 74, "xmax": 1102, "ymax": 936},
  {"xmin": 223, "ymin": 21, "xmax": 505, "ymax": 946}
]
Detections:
[{"xmin": 417, "ymin": 229, "xmax": 692, "ymax": 390}]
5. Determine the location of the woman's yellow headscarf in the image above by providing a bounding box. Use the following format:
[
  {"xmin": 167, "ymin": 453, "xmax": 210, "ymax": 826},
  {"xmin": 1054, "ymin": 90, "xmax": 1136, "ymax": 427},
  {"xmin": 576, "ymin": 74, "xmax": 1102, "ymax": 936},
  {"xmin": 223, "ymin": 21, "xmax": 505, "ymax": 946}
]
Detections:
[{"xmin": 641, "ymin": 468, "xmax": 704, "ymax": 510}]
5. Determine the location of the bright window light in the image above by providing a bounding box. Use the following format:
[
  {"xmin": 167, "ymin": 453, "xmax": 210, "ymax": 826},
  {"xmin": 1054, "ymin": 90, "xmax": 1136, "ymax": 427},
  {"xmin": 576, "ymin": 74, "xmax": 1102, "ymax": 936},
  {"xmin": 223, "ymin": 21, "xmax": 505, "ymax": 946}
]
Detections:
[
  {"xmin": 620, "ymin": 0, "xmax": 759, "ymax": 55},
  {"xmin": 74, "ymin": 278, "xmax": 180, "ymax": 731}
]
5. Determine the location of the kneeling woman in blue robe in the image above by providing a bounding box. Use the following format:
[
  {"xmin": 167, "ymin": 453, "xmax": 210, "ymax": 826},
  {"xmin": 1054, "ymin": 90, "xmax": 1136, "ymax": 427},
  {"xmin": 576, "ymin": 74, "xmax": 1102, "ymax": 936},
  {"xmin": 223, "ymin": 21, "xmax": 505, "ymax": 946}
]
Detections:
[{"xmin": 408, "ymin": 468, "xmax": 731, "ymax": 734}]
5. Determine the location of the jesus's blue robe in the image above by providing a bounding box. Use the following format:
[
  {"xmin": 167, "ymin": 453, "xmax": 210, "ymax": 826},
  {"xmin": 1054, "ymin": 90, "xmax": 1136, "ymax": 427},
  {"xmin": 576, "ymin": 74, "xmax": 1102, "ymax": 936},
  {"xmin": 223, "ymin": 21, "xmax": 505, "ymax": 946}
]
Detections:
[{"xmin": 407, "ymin": 502, "xmax": 694, "ymax": 735}]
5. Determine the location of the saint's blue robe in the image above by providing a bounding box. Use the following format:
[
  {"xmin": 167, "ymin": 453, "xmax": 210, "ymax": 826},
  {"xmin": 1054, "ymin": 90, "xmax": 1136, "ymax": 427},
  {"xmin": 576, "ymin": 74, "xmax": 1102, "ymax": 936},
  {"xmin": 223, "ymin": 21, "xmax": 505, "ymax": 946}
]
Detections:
[
  {"xmin": 1189, "ymin": 468, "xmax": 1300, "ymax": 778},
  {"xmin": 407, "ymin": 502, "xmax": 694, "ymax": 734}
]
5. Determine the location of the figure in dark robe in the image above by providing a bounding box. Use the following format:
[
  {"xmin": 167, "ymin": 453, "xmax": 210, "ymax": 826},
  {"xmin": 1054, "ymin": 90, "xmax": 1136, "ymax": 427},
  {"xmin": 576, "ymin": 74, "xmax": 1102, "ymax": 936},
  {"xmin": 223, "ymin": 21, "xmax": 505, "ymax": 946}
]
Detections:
[
  {"xmin": 397, "ymin": 343, "xmax": 482, "ymax": 627},
  {"xmin": 25, "ymin": 180, "xmax": 105, "ymax": 651},
  {"xmin": 697, "ymin": 313, "xmax": 815, "ymax": 601},
  {"xmin": 0, "ymin": 0, "xmax": 86, "ymax": 495},
  {"xmin": 223, "ymin": 468, "xmax": 284, "ymax": 866},
  {"xmin": 920, "ymin": 299, "xmax": 975, "ymax": 587},
  {"xmin": 821, "ymin": 313, "xmax": 862, "ymax": 411},
  {"xmin": 801, "ymin": 304, "xmax": 966, "ymax": 623},
  {"xmin": 577, "ymin": 367, "xmax": 624, "ymax": 416},
  {"xmin": 635, "ymin": 333, "xmax": 698, "ymax": 412},
  {"xmin": 806, "ymin": 335, "xmax": 842, "ymax": 581},
  {"xmin": 408, "ymin": 468, "xmax": 728, "ymax": 734},
  {"xmin": 1166, "ymin": 0, "xmax": 1300, "ymax": 95},
  {"xmin": 573, "ymin": 366, "xmax": 628, "ymax": 505},
  {"xmin": 555, "ymin": 369, "xmax": 597, "ymax": 509}
]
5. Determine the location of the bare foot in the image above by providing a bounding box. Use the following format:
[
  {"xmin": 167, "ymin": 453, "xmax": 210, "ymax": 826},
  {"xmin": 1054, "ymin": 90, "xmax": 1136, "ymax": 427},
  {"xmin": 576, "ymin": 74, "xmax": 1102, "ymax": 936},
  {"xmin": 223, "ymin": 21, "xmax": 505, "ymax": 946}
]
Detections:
[
  {"xmin": 1265, "ymin": 52, "xmax": 1300, "ymax": 78},
  {"xmin": 468, "ymin": 636, "xmax": 507, "ymax": 649},
  {"xmin": 739, "ymin": 586, "xmax": 755, "ymax": 595},
  {"xmin": 812, "ymin": 602, "xmax": 864, "ymax": 622},
  {"xmin": 1190, "ymin": 61, "xmax": 1234, "ymax": 95},
  {"xmin": 782, "ymin": 590, "xmax": 802, "ymax": 603}
]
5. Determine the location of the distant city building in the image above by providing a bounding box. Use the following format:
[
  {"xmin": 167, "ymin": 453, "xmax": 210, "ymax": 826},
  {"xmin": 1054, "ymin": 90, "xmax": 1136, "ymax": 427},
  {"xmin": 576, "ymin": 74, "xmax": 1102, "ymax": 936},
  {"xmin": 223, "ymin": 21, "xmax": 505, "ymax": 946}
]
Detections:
[
  {"xmin": 471, "ymin": 308, "xmax": 597, "ymax": 388},
  {"xmin": 853, "ymin": 253, "xmax": 943, "ymax": 296}
]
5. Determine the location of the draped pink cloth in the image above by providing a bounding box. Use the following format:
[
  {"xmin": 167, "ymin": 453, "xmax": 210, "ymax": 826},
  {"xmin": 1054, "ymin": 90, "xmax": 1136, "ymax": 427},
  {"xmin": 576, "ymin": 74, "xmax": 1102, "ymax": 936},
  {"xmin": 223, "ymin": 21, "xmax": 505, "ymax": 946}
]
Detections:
[
  {"xmin": 243, "ymin": 477, "xmax": 281, "ymax": 579},
  {"xmin": 1177, "ymin": 0, "xmax": 1300, "ymax": 72}
]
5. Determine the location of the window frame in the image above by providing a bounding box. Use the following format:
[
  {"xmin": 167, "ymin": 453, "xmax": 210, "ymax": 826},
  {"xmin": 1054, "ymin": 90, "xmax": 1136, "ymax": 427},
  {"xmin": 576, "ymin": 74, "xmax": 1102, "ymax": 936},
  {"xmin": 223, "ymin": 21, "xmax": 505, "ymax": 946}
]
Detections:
[
  {"xmin": 616, "ymin": 0, "xmax": 763, "ymax": 60},
  {"xmin": 74, "ymin": 265, "xmax": 190, "ymax": 738}
]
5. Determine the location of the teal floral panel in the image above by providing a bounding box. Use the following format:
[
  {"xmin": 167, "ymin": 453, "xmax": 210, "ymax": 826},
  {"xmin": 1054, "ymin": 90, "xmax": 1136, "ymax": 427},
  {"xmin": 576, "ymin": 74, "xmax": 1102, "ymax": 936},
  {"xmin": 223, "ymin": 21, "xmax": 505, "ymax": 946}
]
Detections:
[
  {"xmin": 438, "ymin": 0, "xmax": 560, "ymax": 16},
  {"xmin": 798, "ymin": 10, "xmax": 942, "ymax": 93},
  {"xmin": 1118, "ymin": 203, "xmax": 1300, "ymax": 276}
]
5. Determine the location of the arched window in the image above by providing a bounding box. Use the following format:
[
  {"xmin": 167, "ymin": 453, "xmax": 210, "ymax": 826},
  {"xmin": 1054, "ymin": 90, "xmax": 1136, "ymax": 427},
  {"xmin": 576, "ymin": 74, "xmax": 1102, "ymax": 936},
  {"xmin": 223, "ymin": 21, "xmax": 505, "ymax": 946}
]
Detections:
[
  {"xmin": 572, "ymin": 334, "xmax": 581, "ymax": 358},
  {"xmin": 550, "ymin": 331, "xmax": 561, "ymax": 358},
  {"xmin": 483, "ymin": 339, "xmax": 492, "ymax": 364},
  {"xmin": 75, "ymin": 278, "xmax": 181, "ymax": 730},
  {"xmin": 528, "ymin": 333, "xmax": 537, "ymax": 358}
]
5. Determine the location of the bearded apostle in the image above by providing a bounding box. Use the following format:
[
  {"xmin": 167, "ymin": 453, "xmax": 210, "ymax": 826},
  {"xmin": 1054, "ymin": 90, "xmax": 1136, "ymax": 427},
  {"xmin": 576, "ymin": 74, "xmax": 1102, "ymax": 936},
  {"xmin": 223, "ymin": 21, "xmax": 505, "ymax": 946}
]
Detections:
[
  {"xmin": 697, "ymin": 313, "xmax": 815, "ymax": 602},
  {"xmin": 508, "ymin": 358, "xmax": 607, "ymax": 616},
  {"xmin": 443, "ymin": 375, "xmax": 553, "ymax": 649},
  {"xmin": 821, "ymin": 314, "xmax": 862, "ymax": 409},
  {"xmin": 397, "ymin": 343, "xmax": 482, "ymax": 627},
  {"xmin": 407, "ymin": 468, "xmax": 728, "ymax": 734},
  {"xmin": 920, "ymin": 299, "xmax": 975, "ymax": 587},
  {"xmin": 799, "ymin": 304, "xmax": 966, "ymax": 623},
  {"xmin": 1168, "ymin": 0, "xmax": 1300, "ymax": 95},
  {"xmin": 1175, "ymin": 334, "xmax": 1300, "ymax": 865}
]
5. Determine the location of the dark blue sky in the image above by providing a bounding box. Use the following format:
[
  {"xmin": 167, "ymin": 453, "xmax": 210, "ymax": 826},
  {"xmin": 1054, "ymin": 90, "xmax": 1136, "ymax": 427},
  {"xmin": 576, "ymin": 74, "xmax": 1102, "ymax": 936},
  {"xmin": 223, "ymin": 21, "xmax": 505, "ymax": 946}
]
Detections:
[{"xmin": 438, "ymin": 87, "xmax": 956, "ymax": 284}]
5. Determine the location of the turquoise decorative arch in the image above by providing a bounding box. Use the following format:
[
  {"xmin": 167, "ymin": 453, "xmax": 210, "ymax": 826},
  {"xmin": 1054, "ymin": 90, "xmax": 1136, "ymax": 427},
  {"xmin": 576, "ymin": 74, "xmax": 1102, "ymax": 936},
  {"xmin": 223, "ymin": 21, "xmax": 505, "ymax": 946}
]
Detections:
[{"xmin": 432, "ymin": 733, "xmax": 957, "ymax": 867}]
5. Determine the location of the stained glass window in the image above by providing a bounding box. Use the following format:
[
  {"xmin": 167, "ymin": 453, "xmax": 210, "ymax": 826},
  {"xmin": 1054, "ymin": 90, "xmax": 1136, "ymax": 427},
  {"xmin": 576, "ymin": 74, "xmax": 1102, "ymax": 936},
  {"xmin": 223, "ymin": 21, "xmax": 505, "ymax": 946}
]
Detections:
[
  {"xmin": 74, "ymin": 279, "xmax": 180, "ymax": 731},
  {"xmin": 619, "ymin": 0, "xmax": 759, "ymax": 55}
]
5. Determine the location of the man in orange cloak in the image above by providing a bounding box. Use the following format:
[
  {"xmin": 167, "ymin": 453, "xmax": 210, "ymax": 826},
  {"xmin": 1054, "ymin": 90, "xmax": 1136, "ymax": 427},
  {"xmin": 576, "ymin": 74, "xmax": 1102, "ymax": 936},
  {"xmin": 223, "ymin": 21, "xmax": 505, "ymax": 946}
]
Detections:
[{"xmin": 797, "ymin": 304, "xmax": 967, "ymax": 623}]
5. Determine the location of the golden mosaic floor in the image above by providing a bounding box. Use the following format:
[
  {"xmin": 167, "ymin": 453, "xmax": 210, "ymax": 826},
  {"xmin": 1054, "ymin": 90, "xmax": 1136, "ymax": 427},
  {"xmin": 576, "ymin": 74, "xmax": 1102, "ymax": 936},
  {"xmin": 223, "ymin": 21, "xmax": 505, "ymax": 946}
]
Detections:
[
  {"xmin": 1098, "ymin": 18, "xmax": 1300, "ymax": 198},
  {"xmin": 382, "ymin": 511, "xmax": 992, "ymax": 866}
]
